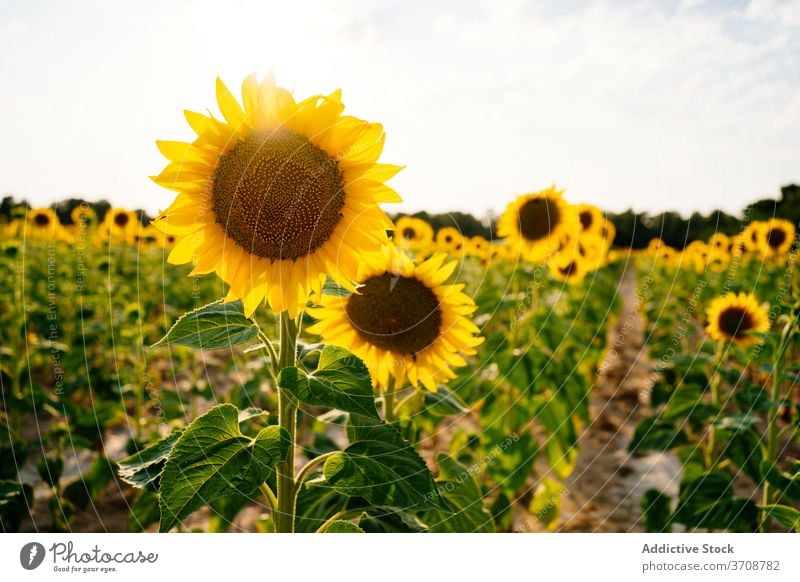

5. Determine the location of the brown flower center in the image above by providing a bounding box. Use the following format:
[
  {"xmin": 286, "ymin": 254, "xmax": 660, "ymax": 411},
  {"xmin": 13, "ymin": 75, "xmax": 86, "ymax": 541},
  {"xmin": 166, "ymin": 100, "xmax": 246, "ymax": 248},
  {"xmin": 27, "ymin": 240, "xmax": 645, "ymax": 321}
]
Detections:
[
  {"xmin": 559, "ymin": 261, "xmax": 578, "ymax": 277},
  {"xmin": 402, "ymin": 227, "xmax": 416, "ymax": 240},
  {"xmin": 579, "ymin": 210, "xmax": 593, "ymax": 230},
  {"xmin": 114, "ymin": 212, "xmax": 130, "ymax": 227},
  {"xmin": 345, "ymin": 273, "xmax": 441, "ymax": 355},
  {"xmin": 766, "ymin": 227, "xmax": 787, "ymax": 249},
  {"xmin": 212, "ymin": 130, "xmax": 345, "ymax": 261},
  {"xmin": 34, "ymin": 213, "xmax": 50, "ymax": 226},
  {"xmin": 717, "ymin": 306, "xmax": 755, "ymax": 338},
  {"xmin": 518, "ymin": 197, "xmax": 560, "ymax": 241}
]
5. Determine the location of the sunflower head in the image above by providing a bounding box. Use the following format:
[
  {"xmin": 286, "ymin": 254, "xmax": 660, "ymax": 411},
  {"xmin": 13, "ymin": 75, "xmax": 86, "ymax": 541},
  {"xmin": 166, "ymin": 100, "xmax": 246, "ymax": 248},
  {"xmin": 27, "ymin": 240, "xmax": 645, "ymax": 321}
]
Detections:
[
  {"xmin": 497, "ymin": 187, "xmax": 577, "ymax": 262},
  {"xmin": 435, "ymin": 226, "xmax": 464, "ymax": 255},
  {"xmin": 103, "ymin": 209, "xmax": 138, "ymax": 242},
  {"xmin": 152, "ymin": 74, "xmax": 402, "ymax": 317},
  {"xmin": 394, "ymin": 216, "xmax": 434, "ymax": 251},
  {"xmin": 599, "ymin": 219, "xmax": 616, "ymax": 246},
  {"xmin": 548, "ymin": 253, "xmax": 588, "ymax": 284},
  {"xmin": 576, "ymin": 204, "xmax": 604, "ymax": 234},
  {"xmin": 706, "ymin": 292, "xmax": 770, "ymax": 346},
  {"xmin": 758, "ymin": 218, "xmax": 795, "ymax": 258},
  {"xmin": 71, "ymin": 205, "xmax": 97, "ymax": 227},
  {"xmin": 307, "ymin": 245, "xmax": 483, "ymax": 391},
  {"xmin": 26, "ymin": 208, "xmax": 66, "ymax": 241},
  {"xmin": 742, "ymin": 221, "xmax": 764, "ymax": 252},
  {"xmin": 29, "ymin": 208, "xmax": 54, "ymax": 228},
  {"xmin": 466, "ymin": 236, "xmax": 491, "ymax": 260}
]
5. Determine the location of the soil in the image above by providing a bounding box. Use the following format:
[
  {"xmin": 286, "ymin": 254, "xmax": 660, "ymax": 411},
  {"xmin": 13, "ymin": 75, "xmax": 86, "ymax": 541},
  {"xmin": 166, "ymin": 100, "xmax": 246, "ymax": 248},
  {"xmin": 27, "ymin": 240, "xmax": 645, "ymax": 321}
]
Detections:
[{"xmin": 515, "ymin": 265, "xmax": 683, "ymax": 532}]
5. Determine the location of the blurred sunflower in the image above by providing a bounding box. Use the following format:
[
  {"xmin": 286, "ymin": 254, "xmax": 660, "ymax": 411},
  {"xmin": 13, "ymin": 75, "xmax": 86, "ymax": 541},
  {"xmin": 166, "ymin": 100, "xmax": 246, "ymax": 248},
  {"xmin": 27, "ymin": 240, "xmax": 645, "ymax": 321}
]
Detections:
[
  {"xmin": 152, "ymin": 74, "xmax": 401, "ymax": 317},
  {"xmin": 497, "ymin": 187, "xmax": 577, "ymax": 262},
  {"xmin": 742, "ymin": 221, "xmax": 763, "ymax": 253},
  {"xmin": 757, "ymin": 218, "xmax": 795, "ymax": 258},
  {"xmin": 70, "ymin": 205, "xmax": 97, "ymax": 228},
  {"xmin": 435, "ymin": 226, "xmax": 464, "ymax": 255},
  {"xmin": 307, "ymin": 246, "xmax": 483, "ymax": 391},
  {"xmin": 706, "ymin": 248, "xmax": 731, "ymax": 273},
  {"xmin": 548, "ymin": 253, "xmax": 587, "ymax": 284},
  {"xmin": 26, "ymin": 208, "xmax": 65, "ymax": 241},
  {"xmin": 706, "ymin": 292, "xmax": 770, "ymax": 346},
  {"xmin": 708, "ymin": 232, "xmax": 730, "ymax": 252},
  {"xmin": 103, "ymin": 209, "xmax": 138, "ymax": 242},
  {"xmin": 133, "ymin": 224, "xmax": 163, "ymax": 250},
  {"xmin": 576, "ymin": 203, "xmax": 604, "ymax": 235},
  {"xmin": 599, "ymin": 218, "xmax": 616, "ymax": 246},
  {"xmin": 466, "ymin": 236, "xmax": 491, "ymax": 260},
  {"xmin": 394, "ymin": 216, "xmax": 433, "ymax": 251}
]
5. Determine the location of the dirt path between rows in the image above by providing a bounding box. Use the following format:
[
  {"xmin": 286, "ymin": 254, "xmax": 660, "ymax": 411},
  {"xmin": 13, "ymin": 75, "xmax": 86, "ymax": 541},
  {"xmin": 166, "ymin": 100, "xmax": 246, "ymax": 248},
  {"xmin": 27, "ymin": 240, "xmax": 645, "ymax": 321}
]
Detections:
[{"xmin": 554, "ymin": 265, "xmax": 682, "ymax": 532}]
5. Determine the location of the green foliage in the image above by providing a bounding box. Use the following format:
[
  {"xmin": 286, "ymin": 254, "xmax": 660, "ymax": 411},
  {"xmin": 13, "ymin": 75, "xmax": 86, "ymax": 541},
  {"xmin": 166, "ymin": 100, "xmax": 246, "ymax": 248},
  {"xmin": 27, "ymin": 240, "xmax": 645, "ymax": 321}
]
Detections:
[
  {"xmin": 154, "ymin": 300, "xmax": 258, "ymax": 349},
  {"xmin": 279, "ymin": 346, "xmax": 380, "ymax": 420},
  {"xmin": 324, "ymin": 416, "xmax": 446, "ymax": 512},
  {"xmin": 158, "ymin": 404, "xmax": 290, "ymax": 532}
]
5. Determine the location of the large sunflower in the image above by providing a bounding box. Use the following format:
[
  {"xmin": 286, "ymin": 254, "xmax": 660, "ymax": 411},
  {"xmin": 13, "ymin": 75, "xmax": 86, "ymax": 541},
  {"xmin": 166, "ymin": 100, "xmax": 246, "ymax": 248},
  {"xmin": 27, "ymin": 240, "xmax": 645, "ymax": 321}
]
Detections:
[
  {"xmin": 497, "ymin": 187, "xmax": 577, "ymax": 262},
  {"xmin": 307, "ymin": 246, "xmax": 483, "ymax": 391},
  {"xmin": 757, "ymin": 218, "xmax": 795, "ymax": 258},
  {"xmin": 152, "ymin": 74, "xmax": 402, "ymax": 317},
  {"xmin": 706, "ymin": 292, "xmax": 770, "ymax": 346}
]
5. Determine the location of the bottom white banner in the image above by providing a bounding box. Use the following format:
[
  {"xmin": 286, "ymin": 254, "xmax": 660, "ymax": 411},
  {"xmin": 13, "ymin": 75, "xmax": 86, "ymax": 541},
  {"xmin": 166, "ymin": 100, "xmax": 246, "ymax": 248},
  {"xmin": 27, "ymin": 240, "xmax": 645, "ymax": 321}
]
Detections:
[{"xmin": 1, "ymin": 533, "xmax": 797, "ymax": 581}]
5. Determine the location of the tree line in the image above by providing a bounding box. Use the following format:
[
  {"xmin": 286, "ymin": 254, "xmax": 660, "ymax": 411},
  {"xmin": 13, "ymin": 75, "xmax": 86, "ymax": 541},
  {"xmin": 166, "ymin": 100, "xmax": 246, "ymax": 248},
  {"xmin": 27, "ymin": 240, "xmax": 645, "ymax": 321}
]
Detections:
[{"xmin": 2, "ymin": 184, "xmax": 798, "ymax": 250}]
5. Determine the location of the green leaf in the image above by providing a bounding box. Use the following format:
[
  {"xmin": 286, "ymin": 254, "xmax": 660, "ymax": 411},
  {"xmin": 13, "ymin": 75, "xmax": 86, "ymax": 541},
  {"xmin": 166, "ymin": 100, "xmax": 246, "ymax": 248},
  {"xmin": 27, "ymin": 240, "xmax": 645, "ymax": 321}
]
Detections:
[
  {"xmin": 489, "ymin": 491, "xmax": 513, "ymax": 532},
  {"xmin": 673, "ymin": 472, "xmax": 758, "ymax": 532},
  {"xmin": 760, "ymin": 461, "xmax": 800, "ymax": 502},
  {"xmin": 760, "ymin": 504, "xmax": 800, "ymax": 532},
  {"xmin": 294, "ymin": 481, "xmax": 348, "ymax": 533},
  {"xmin": 357, "ymin": 506, "xmax": 428, "ymax": 532},
  {"xmin": 324, "ymin": 415, "xmax": 445, "ymax": 511},
  {"xmin": 641, "ymin": 489, "xmax": 672, "ymax": 533},
  {"xmin": 153, "ymin": 300, "xmax": 258, "ymax": 349},
  {"xmin": 128, "ymin": 490, "xmax": 160, "ymax": 533},
  {"xmin": 717, "ymin": 425, "xmax": 763, "ymax": 483},
  {"xmin": 529, "ymin": 477, "xmax": 566, "ymax": 531},
  {"xmin": 662, "ymin": 385, "xmax": 719, "ymax": 423},
  {"xmin": 36, "ymin": 455, "xmax": 64, "ymax": 488},
  {"xmin": 629, "ymin": 416, "xmax": 689, "ymax": 453},
  {"xmin": 322, "ymin": 278, "xmax": 352, "ymax": 297},
  {"xmin": 421, "ymin": 454, "xmax": 494, "ymax": 532},
  {"xmin": 424, "ymin": 385, "xmax": 470, "ymax": 416},
  {"xmin": 0, "ymin": 480, "xmax": 32, "ymax": 532},
  {"xmin": 117, "ymin": 432, "xmax": 182, "ymax": 491},
  {"xmin": 159, "ymin": 404, "xmax": 290, "ymax": 532},
  {"xmin": 324, "ymin": 520, "xmax": 364, "ymax": 533},
  {"xmin": 279, "ymin": 346, "xmax": 379, "ymax": 420}
]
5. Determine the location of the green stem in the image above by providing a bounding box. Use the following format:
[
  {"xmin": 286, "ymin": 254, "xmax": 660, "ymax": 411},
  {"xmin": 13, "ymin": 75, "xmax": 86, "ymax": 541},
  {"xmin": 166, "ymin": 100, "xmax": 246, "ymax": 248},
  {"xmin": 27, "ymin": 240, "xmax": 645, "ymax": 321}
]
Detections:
[
  {"xmin": 760, "ymin": 311, "xmax": 799, "ymax": 532},
  {"xmin": 383, "ymin": 378, "xmax": 397, "ymax": 423},
  {"xmin": 260, "ymin": 483, "xmax": 277, "ymax": 512},
  {"xmin": 274, "ymin": 312, "xmax": 299, "ymax": 533},
  {"xmin": 293, "ymin": 451, "xmax": 337, "ymax": 497},
  {"xmin": 315, "ymin": 509, "xmax": 362, "ymax": 533},
  {"xmin": 705, "ymin": 342, "xmax": 727, "ymax": 469},
  {"xmin": 256, "ymin": 329, "xmax": 279, "ymax": 384}
]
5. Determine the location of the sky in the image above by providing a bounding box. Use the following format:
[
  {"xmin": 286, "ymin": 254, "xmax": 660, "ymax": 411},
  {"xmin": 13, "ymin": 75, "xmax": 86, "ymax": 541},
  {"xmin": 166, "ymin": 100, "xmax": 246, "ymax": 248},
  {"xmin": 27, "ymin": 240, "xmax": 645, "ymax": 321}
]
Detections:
[{"xmin": 0, "ymin": 0, "xmax": 798, "ymax": 218}]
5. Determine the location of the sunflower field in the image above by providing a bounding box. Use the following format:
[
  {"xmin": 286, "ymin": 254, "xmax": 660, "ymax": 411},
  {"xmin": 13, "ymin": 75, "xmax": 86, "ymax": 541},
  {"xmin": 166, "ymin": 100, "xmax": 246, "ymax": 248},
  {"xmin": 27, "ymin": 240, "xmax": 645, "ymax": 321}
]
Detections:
[{"xmin": 1, "ymin": 75, "xmax": 798, "ymax": 535}]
